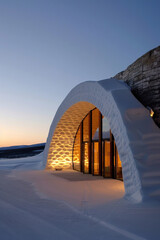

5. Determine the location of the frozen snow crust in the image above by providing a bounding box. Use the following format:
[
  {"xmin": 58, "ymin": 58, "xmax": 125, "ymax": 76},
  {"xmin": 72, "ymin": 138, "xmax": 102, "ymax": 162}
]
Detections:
[{"xmin": 44, "ymin": 78, "xmax": 160, "ymax": 202}]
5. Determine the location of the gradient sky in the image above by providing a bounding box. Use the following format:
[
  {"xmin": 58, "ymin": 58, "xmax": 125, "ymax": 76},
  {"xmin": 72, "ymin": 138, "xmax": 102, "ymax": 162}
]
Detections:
[{"xmin": 0, "ymin": 0, "xmax": 160, "ymax": 147}]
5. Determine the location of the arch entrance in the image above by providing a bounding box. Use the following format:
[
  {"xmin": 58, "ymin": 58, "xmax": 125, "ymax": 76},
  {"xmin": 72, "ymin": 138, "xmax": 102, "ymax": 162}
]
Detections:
[
  {"xmin": 73, "ymin": 108, "xmax": 123, "ymax": 180},
  {"xmin": 44, "ymin": 78, "xmax": 151, "ymax": 202}
]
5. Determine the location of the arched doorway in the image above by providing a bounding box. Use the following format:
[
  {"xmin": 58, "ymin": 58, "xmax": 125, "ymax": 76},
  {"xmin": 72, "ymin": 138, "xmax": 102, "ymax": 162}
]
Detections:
[
  {"xmin": 73, "ymin": 108, "xmax": 123, "ymax": 180},
  {"xmin": 44, "ymin": 78, "xmax": 159, "ymax": 202}
]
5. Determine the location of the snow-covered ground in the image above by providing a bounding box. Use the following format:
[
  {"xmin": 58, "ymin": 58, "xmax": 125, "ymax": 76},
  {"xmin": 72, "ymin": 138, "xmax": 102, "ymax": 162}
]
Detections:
[
  {"xmin": 0, "ymin": 155, "xmax": 160, "ymax": 240},
  {"xmin": 0, "ymin": 152, "xmax": 43, "ymax": 170}
]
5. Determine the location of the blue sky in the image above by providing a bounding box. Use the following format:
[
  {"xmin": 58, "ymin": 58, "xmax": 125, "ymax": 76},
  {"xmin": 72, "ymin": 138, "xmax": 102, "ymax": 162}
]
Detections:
[{"xmin": 0, "ymin": 0, "xmax": 160, "ymax": 146}]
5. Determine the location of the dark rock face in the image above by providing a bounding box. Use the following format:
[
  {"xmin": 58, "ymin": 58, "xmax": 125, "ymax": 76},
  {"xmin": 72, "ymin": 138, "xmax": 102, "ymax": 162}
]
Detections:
[{"xmin": 114, "ymin": 46, "xmax": 160, "ymax": 128}]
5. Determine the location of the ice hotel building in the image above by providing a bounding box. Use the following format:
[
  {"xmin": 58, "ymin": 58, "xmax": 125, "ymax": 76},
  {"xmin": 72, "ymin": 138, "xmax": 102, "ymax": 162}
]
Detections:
[{"xmin": 43, "ymin": 46, "xmax": 160, "ymax": 202}]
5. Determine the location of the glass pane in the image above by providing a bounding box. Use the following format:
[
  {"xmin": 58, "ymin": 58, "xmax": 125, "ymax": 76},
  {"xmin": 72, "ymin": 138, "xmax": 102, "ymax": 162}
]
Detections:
[
  {"xmin": 116, "ymin": 148, "xmax": 123, "ymax": 180},
  {"xmin": 84, "ymin": 143, "xmax": 89, "ymax": 173},
  {"xmin": 83, "ymin": 114, "xmax": 89, "ymax": 142},
  {"xmin": 94, "ymin": 142, "xmax": 99, "ymax": 175},
  {"xmin": 103, "ymin": 141, "xmax": 111, "ymax": 177},
  {"xmin": 102, "ymin": 117, "xmax": 110, "ymax": 139},
  {"xmin": 92, "ymin": 109, "xmax": 99, "ymax": 140},
  {"xmin": 73, "ymin": 126, "xmax": 81, "ymax": 171}
]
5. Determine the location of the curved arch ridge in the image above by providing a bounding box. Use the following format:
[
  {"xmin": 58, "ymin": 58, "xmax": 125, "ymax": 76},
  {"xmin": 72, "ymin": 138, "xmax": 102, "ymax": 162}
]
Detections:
[{"xmin": 44, "ymin": 78, "xmax": 160, "ymax": 202}]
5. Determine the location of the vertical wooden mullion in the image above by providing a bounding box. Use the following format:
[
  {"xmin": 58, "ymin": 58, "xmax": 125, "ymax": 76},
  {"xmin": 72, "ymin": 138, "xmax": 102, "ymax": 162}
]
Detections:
[
  {"xmin": 80, "ymin": 122, "xmax": 83, "ymax": 172},
  {"xmin": 110, "ymin": 130, "xmax": 115, "ymax": 178},
  {"xmin": 99, "ymin": 111, "xmax": 102, "ymax": 176},
  {"xmin": 102, "ymin": 141, "xmax": 105, "ymax": 177},
  {"xmin": 91, "ymin": 142, "xmax": 94, "ymax": 175},
  {"xmin": 114, "ymin": 143, "xmax": 117, "ymax": 179},
  {"xmin": 88, "ymin": 111, "xmax": 92, "ymax": 174},
  {"xmin": 92, "ymin": 142, "xmax": 95, "ymax": 175}
]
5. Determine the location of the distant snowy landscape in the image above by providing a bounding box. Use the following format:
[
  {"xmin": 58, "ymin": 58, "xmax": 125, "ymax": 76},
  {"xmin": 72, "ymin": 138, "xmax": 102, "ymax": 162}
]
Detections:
[
  {"xmin": 0, "ymin": 153, "xmax": 160, "ymax": 240},
  {"xmin": 0, "ymin": 143, "xmax": 45, "ymax": 159}
]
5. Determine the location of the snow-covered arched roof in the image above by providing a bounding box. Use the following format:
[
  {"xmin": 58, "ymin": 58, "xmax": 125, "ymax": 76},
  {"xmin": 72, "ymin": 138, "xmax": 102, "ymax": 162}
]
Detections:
[{"xmin": 43, "ymin": 78, "xmax": 160, "ymax": 202}]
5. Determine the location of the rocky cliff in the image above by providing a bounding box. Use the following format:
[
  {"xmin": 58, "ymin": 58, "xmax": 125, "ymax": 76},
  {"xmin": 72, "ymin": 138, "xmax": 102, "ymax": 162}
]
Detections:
[{"xmin": 114, "ymin": 46, "xmax": 160, "ymax": 127}]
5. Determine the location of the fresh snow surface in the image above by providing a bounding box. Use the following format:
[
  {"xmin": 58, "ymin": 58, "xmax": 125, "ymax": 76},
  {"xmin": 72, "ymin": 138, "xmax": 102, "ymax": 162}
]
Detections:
[
  {"xmin": 0, "ymin": 155, "xmax": 160, "ymax": 240},
  {"xmin": 0, "ymin": 152, "xmax": 43, "ymax": 169}
]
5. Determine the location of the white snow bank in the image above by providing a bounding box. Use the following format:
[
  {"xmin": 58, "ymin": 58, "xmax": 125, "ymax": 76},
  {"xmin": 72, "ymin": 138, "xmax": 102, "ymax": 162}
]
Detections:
[{"xmin": 0, "ymin": 153, "xmax": 43, "ymax": 170}]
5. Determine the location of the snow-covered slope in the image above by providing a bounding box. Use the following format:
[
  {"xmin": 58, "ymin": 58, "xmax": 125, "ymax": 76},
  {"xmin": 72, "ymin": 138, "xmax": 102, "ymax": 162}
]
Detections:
[
  {"xmin": 0, "ymin": 143, "xmax": 45, "ymax": 159},
  {"xmin": 0, "ymin": 153, "xmax": 43, "ymax": 170}
]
